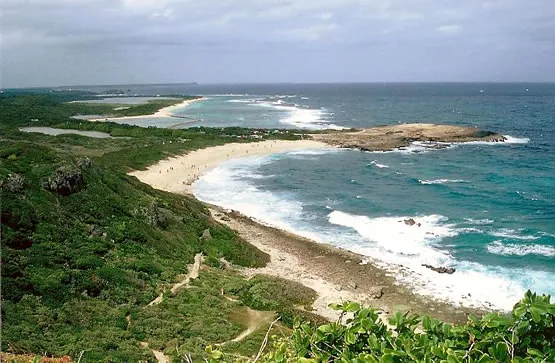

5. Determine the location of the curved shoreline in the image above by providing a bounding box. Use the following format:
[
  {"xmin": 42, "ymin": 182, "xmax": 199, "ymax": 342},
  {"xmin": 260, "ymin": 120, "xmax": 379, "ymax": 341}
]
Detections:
[
  {"xmin": 88, "ymin": 97, "xmax": 205, "ymax": 122},
  {"xmin": 129, "ymin": 140, "xmax": 330, "ymax": 194},
  {"xmin": 129, "ymin": 138, "xmax": 489, "ymax": 322}
]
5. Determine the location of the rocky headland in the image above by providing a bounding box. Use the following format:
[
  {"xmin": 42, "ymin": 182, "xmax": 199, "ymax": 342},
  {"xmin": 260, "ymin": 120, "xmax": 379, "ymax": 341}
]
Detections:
[{"xmin": 312, "ymin": 123, "xmax": 506, "ymax": 151}]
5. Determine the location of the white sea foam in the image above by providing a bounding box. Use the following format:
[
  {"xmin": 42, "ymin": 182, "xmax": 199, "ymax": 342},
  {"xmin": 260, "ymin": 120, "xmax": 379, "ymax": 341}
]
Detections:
[
  {"xmin": 250, "ymin": 100, "xmax": 346, "ymax": 130},
  {"xmin": 456, "ymin": 135, "xmax": 530, "ymax": 146},
  {"xmin": 369, "ymin": 160, "xmax": 389, "ymax": 168},
  {"xmin": 419, "ymin": 179, "xmax": 468, "ymax": 185},
  {"xmin": 487, "ymin": 241, "xmax": 555, "ymax": 257},
  {"xmin": 285, "ymin": 149, "xmax": 342, "ymax": 156},
  {"xmin": 193, "ymin": 155, "xmax": 554, "ymax": 312},
  {"xmin": 193, "ymin": 157, "xmax": 319, "ymax": 241},
  {"xmin": 368, "ymin": 134, "xmax": 529, "ymax": 155},
  {"xmin": 502, "ymin": 135, "xmax": 530, "ymax": 144},
  {"xmin": 327, "ymin": 210, "xmax": 550, "ymax": 310},
  {"xmin": 227, "ymin": 98, "xmax": 262, "ymax": 103},
  {"xmin": 489, "ymin": 228, "xmax": 540, "ymax": 241},
  {"xmin": 464, "ymin": 218, "xmax": 494, "ymax": 225},
  {"xmin": 367, "ymin": 141, "xmax": 451, "ymax": 154},
  {"xmin": 204, "ymin": 93, "xmax": 251, "ymax": 97}
]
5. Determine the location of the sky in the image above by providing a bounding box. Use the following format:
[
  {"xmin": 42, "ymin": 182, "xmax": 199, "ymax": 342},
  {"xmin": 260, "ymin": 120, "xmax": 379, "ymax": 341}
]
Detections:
[{"xmin": 1, "ymin": 0, "xmax": 555, "ymax": 87}]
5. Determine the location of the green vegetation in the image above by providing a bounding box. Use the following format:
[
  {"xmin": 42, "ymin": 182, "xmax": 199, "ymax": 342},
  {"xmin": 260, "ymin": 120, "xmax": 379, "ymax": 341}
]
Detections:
[
  {"xmin": 0, "ymin": 91, "xmax": 311, "ymax": 361},
  {"xmin": 208, "ymin": 292, "xmax": 555, "ymax": 362},
  {"xmin": 2, "ymin": 91, "xmax": 553, "ymax": 362}
]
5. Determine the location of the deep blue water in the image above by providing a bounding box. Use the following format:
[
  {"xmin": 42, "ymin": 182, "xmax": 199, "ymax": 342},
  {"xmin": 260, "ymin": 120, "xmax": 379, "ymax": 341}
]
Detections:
[{"xmin": 78, "ymin": 83, "xmax": 555, "ymax": 309}]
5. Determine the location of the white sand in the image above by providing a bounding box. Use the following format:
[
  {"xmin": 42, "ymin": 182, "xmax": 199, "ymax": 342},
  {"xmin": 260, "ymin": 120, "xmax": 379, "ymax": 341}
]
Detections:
[
  {"xmin": 89, "ymin": 97, "xmax": 204, "ymax": 122},
  {"xmin": 129, "ymin": 140, "xmax": 329, "ymax": 194}
]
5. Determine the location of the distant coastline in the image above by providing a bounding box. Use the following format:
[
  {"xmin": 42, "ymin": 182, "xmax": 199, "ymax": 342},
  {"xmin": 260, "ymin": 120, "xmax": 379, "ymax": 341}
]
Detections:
[{"xmin": 88, "ymin": 97, "xmax": 205, "ymax": 122}]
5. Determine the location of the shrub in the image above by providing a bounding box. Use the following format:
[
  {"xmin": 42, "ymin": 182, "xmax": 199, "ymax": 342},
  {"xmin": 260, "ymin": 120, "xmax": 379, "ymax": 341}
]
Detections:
[{"xmin": 209, "ymin": 291, "xmax": 555, "ymax": 362}]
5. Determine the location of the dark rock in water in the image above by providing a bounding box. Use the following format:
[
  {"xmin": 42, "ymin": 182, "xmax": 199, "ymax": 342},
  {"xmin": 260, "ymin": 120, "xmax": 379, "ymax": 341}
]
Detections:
[
  {"xmin": 422, "ymin": 264, "xmax": 456, "ymax": 274},
  {"xmin": 404, "ymin": 218, "xmax": 417, "ymax": 226},
  {"xmin": 201, "ymin": 229, "xmax": 212, "ymax": 241},
  {"xmin": 76, "ymin": 157, "xmax": 92, "ymax": 169},
  {"xmin": 44, "ymin": 165, "xmax": 84, "ymax": 196},
  {"xmin": 2, "ymin": 173, "xmax": 25, "ymax": 193}
]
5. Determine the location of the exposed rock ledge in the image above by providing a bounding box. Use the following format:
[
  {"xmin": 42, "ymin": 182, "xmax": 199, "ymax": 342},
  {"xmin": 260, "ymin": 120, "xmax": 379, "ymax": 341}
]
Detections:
[{"xmin": 311, "ymin": 123, "xmax": 506, "ymax": 152}]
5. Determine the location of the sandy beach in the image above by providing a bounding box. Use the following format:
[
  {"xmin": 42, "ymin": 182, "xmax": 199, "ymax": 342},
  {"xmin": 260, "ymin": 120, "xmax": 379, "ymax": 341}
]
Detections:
[
  {"xmin": 129, "ymin": 139, "xmax": 483, "ymax": 322},
  {"xmin": 89, "ymin": 97, "xmax": 205, "ymax": 122},
  {"xmin": 129, "ymin": 139, "xmax": 329, "ymax": 194}
]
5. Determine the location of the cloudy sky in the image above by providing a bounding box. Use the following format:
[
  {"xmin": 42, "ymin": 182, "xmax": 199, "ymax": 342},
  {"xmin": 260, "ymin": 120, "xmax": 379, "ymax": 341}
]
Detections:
[{"xmin": 2, "ymin": 0, "xmax": 554, "ymax": 87}]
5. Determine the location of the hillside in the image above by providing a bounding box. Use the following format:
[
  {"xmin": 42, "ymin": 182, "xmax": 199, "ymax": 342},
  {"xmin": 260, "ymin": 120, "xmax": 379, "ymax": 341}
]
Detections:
[
  {"xmin": 1, "ymin": 91, "xmax": 553, "ymax": 362},
  {"xmin": 0, "ymin": 92, "xmax": 315, "ymax": 361}
]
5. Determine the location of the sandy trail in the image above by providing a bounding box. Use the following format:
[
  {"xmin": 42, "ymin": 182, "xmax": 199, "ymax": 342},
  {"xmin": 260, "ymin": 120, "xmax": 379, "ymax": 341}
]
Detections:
[
  {"xmin": 170, "ymin": 253, "xmax": 202, "ymax": 294},
  {"xmin": 140, "ymin": 342, "xmax": 170, "ymax": 363},
  {"xmin": 229, "ymin": 308, "xmax": 275, "ymax": 343},
  {"xmin": 146, "ymin": 253, "xmax": 203, "ymax": 307}
]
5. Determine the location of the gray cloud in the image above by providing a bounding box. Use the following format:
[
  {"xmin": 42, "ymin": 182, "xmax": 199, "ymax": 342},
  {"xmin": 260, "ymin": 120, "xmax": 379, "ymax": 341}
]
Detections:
[{"xmin": 1, "ymin": 0, "xmax": 554, "ymax": 87}]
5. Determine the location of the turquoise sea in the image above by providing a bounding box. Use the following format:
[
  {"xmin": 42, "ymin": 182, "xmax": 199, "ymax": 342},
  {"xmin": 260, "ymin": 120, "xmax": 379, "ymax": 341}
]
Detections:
[{"xmin": 81, "ymin": 83, "xmax": 555, "ymax": 310}]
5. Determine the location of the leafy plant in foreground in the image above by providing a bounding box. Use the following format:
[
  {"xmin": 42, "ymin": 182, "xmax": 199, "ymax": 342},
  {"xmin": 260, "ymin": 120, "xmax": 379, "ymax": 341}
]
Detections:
[{"xmin": 209, "ymin": 291, "xmax": 554, "ymax": 362}]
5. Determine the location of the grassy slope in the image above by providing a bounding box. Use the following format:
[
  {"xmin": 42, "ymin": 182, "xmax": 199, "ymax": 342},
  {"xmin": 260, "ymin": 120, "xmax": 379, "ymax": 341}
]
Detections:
[{"xmin": 0, "ymin": 92, "xmax": 316, "ymax": 362}]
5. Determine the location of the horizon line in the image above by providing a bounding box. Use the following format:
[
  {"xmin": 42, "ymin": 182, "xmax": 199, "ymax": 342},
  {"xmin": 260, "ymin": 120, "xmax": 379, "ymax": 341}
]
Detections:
[{"xmin": 3, "ymin": 80, "xmax": 555, "ymax": 90}]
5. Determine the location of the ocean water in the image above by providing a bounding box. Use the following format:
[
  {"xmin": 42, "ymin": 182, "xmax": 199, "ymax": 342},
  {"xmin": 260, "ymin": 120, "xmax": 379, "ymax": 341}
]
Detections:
[{"xmin": 79, "ymin": 83, "xmax": 555, "ymax": 310}]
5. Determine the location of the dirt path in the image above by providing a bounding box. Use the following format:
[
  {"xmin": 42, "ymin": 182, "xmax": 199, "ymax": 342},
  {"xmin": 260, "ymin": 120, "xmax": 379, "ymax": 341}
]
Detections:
[
  {"xmin": 146, "ymin": 253, "xmax": 203, "ymax": 307},
  {"xmin": 170, "ymin": 253, "xmax": 202, "ymax": 294},
  {"xmin": 140, "ymin": 342, "xmax": 170, "ymax": 363},
  {"xmin": 221, "ymin": 307, "xmax": 275, "ymax": 344}
]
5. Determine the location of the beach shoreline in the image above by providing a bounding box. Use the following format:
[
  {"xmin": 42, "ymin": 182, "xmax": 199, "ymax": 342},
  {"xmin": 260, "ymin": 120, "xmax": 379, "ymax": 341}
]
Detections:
[
  {"xmin": 88, "ymin": 97, "xmax": 205, "ymax": 122},
  {"xmin": 129, "ymin": 139, "xmax": 330, "ymax": 194},
  {"xmin": 129, "ymin": 139, "xmax": 486, "ymax": 322}
]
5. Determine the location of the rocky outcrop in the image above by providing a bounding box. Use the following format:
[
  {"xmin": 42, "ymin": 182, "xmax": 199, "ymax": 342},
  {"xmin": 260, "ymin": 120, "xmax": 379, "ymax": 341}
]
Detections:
[
  {"xmin": 138, "ymin": 201, "xmax": 172, "ymax": 228},
  {"xmin": 76, "ymin": 157, "xmax": 92, "ymax": 169},
  {"xmin": 43, "ymin": 165, "xmax": 85, "ymax": 196},
  {"xmin": 422, "ymin": 264, "xmax": 456, "ymax": 274},
  {"xmin": 311, "ymin": 123, "xmax": 507, "ymax": 152},
  {"xmin": 2, "ymin": 173, "xmax": 25, "ymax": 193},
  {"xmin": 200, "ymin": 229, "xmax": 212, "ymax": 241}
]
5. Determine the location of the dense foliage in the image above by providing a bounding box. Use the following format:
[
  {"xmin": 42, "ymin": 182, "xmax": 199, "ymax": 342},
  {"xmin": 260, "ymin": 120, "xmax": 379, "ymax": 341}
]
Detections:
[
  {"xmin": 0, "ymin": 91, "xmax": 309, "ymax": 361},
  {"xmin": 242, "ymin": 292, "xmax": 553, "ymax": 362}
]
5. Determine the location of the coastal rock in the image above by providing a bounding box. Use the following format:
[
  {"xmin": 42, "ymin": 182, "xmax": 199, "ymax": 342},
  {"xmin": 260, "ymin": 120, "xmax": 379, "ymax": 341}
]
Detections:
[
  {"xmin": 347, "ymin": 281, "xmax": 358, "ymax": 289},
  {"xmin": 422, "ymin": 264, "xmax": 456, "ymax": 274},
  {"xmin": 138, "ymin": 201, "xmax": 171, "ymax": 228},
  {"xmin": 2, "ymin": 173, "xmax": 25, "ymax": 193},
  {"xmin": 311, "ymin": 123, "xmax": 507, "ymax": 152},
  {"xmin": 43, "ymin": 165, "xmax": 84, "ymax": 196},
  {"xmin": 76, "ymin": 157, "xmax": 92, "ymax": 169},
  {"xmin": 201, "ymin": 229, "xmax": 212, "ymax": 241},
  {"xmin": 370, "ymin": 287, "xmax": 384, "ymax": 299},
  {"xmin": 87, "ymin": 224, "xmax": 104, "ymax": 237},
  {"xmin": 404, "ymin": 218, "xmax": 417, "ymax": 226}
]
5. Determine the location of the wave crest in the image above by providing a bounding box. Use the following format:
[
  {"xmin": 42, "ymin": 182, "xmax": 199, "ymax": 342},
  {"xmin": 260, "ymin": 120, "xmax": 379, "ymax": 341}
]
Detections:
[{"xmin": 487, "ymin": 241, "xmax": 555, "ymax": 257}]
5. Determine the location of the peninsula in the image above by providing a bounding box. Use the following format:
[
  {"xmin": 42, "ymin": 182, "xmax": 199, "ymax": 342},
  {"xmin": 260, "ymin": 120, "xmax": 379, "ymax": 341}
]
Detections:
[{"xmin": 312, "ymin": 123, "xmax": 506, "ymax": 151}]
